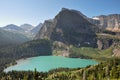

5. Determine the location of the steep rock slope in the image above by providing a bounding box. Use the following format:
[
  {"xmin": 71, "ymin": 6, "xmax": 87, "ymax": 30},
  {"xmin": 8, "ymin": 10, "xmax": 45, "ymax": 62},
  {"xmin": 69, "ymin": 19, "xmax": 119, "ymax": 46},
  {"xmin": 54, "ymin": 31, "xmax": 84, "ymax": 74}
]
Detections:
[
  {"xmin": 92, "ymin": 14, "xmax": 120, "ymax": 32},
  {"xmin": 31, "ymin": 23, "xmax": 42, "ymax": 35},
  {"xmin": 35, "ymin": 8, "xmax": 99, "ymax": 47},
  {"xmin": 34, "ymin": 8, "xmax": 120, "ymax": 58}
]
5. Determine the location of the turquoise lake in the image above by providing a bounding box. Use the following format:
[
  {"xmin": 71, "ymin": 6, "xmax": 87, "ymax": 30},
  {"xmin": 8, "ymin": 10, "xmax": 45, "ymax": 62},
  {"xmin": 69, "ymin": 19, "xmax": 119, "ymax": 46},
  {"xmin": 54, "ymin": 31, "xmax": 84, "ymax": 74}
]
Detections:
[{"xmin": 4, "ymin": 56, "xmax": 97, "ymax": 72}]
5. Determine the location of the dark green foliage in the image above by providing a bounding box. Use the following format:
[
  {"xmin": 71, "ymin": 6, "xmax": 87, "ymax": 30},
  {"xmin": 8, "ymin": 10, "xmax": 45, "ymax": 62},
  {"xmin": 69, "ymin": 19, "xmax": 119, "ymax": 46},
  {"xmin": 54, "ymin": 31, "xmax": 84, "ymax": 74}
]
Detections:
[
  {"xmin": 0, "ymin": 28, "xmax": 30, "ymax": 48},
  {"xmin": 0, "ymin": 39, "xmax": 52, "ymax": 72},
  {"xmin": 46, "ymin": 58, "xmax": 120, "ymax": 80},
  {"xmin": 0, "ymin": 58, "xmax": 120, "ymax": 80},
  {"xmin": 0, "ymin": 70, "xmax": 48, "ymax": 80}
]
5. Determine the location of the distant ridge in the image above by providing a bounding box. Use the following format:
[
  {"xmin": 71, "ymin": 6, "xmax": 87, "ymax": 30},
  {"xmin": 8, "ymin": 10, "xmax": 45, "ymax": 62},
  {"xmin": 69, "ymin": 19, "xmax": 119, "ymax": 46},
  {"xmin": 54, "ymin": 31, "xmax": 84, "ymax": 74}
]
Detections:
[{"xmin": 2, "ymin": 23, "xmax": 43, "ymax": 38}]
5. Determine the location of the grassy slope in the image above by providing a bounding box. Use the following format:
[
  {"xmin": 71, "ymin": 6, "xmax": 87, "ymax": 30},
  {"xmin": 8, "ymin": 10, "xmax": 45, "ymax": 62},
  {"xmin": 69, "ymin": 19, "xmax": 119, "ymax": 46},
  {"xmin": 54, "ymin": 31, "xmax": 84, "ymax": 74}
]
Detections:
[
  {"xmin": 67, "ymin": 33, "xmax": 120, "ymax": 61},
  {"xmin": 69, "ymin": 46, "xmax": 113, "ymax": 61}
]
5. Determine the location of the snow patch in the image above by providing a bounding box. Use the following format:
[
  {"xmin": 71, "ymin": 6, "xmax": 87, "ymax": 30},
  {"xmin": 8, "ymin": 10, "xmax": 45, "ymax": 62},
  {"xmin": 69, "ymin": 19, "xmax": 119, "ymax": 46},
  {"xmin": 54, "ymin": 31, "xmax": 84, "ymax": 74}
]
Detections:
[{"xmin": 92, "ymin": 17, "xmax": 100, "ymax": 20}]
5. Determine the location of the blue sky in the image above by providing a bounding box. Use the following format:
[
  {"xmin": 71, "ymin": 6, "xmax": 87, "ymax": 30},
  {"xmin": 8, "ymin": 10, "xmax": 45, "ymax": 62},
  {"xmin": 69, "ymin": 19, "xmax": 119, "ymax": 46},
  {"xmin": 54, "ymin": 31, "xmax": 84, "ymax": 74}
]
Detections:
[{"xmin": 0, "ymin": 0, "xmax": 120, "ymax": 27}]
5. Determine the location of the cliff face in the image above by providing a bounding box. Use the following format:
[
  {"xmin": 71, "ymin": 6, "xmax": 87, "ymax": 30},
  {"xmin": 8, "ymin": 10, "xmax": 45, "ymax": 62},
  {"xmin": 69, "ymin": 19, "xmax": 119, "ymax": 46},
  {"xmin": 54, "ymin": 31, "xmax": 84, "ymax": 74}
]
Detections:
[
  {"xmin": 35, "ymin": 8, "xmax": 120, "ymax": 51},
  {"xmin": 34, "ymin": 8, "xmax": 120, "ymax": 58},
  {"xmin": 97, "ymin": 38, "xmax": 113, "ymax": 50},
  {"xmin": 34, "ymin": 20, "xmax": 54, "ymax": 39},
  {"xmin": 92, "ymin": 14, "xmax": 120, "ymax": 32},
  {"xmin": 35, "ymin": 8, "xmax": 99, "ymax": 47},
  {"xmin": 90, "ymin": 14, "xmax": 120, "ymax": 50},
  {"xmin": 112, "ymin": 42, "xmax": 120, "ymax": 57}
]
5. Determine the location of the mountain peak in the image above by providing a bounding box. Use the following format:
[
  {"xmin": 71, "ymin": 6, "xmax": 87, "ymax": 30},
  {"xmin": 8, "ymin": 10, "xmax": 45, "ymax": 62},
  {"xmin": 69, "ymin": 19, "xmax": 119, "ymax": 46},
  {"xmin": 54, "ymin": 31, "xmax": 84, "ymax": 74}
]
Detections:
[
  {"xmin": 60, "ymin": 8, "xmax": 88, "ymax": 21},
  {"xmin": 5, "ymin": 24, "xmax": 18, "ymax": 27},
  {"xmin": 62, "ymin": 8, "xmax": 69, "ymax": 11},
  {"xmin": 3, "ymin": 24, "xmax": 23, "ymax": 31},
  {"xmin": 35, "ymin": 8, "xmax": 98, "ymax": 47},
  {"xmin": 30, "ymin": 23, "xmax": 43, "ymax": 35},
  {"xmin": 20, "ymin": 24, "xmax": 34, "ymax": 31},
  {"xmin": 20, "ymin": 24, "xmax": 33, "ymax": 27}
]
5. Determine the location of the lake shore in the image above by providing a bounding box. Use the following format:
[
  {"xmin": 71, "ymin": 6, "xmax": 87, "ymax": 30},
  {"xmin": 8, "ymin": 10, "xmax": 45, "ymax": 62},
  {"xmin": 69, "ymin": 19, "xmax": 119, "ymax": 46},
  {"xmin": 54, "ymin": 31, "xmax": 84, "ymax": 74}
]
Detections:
[{"xmin": 4, "ymin": 56, "xmax": 98, "ymax": 72}]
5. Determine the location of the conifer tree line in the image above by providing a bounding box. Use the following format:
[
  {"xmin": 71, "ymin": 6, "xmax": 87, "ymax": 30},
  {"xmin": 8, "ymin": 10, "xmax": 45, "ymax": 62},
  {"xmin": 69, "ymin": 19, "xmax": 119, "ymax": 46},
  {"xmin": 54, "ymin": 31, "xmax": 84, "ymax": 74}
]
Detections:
[{"xmin": 0, "ymin": 58, "xmax": 120, "ymax": 80}]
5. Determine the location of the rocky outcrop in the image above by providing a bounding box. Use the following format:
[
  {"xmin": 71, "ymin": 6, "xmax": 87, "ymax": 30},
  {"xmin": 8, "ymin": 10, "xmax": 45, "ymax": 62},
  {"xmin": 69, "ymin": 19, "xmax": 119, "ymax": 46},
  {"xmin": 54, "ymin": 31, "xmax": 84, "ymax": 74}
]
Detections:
[
  {"xmin": 35, "ymin": 8, "xmax": 99, "ymax": 47},
  {"xmin": 31, "ymin": 23, "xmax": 42, "ymax": 35},
  {"xmin": 92, "ymin": 14, "xmax": 120, "ymax": 32},
  {"xmin": 97, "ymin": 39, "xmax": 113, "ymax": 50},
  {"xmin": 34, "ymin": 20, "xmax": 54, "ymax": 39},
  {"xmin": 112, "ymin": 42, "xmax": 120, "ymax": 57},
  {"xmin": 97, "ymin": 33, "xmax": 120, "ymax": 50},
  {"xmin": 97, "ymin": 32, "xmax": 120, "ymax": 50},
  {"xmin": 112, "ymin": 49, "xmax": 120, "ymax": 57}
]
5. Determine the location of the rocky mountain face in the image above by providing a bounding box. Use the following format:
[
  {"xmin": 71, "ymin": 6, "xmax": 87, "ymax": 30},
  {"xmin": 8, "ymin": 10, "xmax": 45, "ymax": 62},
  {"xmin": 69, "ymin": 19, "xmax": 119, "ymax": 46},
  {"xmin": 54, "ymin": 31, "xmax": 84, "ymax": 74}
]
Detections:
[
  {"xmin": 91, "ymin": 14, "xmax": 120, "ymax": 32},
  {"xmin": 30, "ymin": 23, "xmax": 42, "ymax": 35},
  {"xmin": 87, "ymin": 14, "xmax": 120, "ymax": 50},
  {"xmin": 112, "ymin": 42, "xmax": 120, "ymax": 57},
  {"xmin": 34, "ymin": 8, "xmax": 120, "ymax": 57},
  {"xmin": 35, "ymin": 8, "xmax": 99, "ymax": 48},
  {"xmin": 92, "ymin": 14, "xmax": 120, "ymax": 50}
]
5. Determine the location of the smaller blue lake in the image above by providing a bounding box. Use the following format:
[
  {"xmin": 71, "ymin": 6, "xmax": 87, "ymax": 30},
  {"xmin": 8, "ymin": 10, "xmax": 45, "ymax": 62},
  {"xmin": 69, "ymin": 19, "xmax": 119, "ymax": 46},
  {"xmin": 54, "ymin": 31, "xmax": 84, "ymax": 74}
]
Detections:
[{"xmin": 4, "ymin": 56, "xmax": 97, "ymax": 72}]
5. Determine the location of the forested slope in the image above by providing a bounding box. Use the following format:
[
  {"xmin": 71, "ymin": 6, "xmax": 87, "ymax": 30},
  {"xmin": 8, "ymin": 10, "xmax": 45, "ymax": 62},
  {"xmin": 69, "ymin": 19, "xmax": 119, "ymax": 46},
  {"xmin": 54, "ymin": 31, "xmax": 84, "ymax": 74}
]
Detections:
[{"xmin": 0, "ymin": 39, "xmax": 52, "ymax": 72}]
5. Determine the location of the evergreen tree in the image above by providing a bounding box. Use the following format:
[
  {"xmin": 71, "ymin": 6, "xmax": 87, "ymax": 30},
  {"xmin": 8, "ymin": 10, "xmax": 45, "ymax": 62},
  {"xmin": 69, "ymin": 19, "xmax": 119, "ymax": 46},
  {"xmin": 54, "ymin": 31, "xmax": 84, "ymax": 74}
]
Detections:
[{"xmin": 34, "ymin": 68, "xmax": 38, "ymax": 80}]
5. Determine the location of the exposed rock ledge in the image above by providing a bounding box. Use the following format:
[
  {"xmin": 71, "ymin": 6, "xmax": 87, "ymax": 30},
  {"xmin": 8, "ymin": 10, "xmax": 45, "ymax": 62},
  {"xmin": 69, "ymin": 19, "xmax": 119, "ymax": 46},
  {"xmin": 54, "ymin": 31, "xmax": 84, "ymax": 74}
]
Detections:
[{"xmin": 112, "ymin": 49, "xmax": 120, "ymax": 57}]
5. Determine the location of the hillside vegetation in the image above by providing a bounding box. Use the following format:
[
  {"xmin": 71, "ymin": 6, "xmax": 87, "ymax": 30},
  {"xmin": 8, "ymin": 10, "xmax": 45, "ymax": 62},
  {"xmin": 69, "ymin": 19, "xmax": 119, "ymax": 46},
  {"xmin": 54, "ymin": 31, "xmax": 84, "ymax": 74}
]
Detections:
[
  {"xmin": 0, "ymin": 39, "xmax": 52, "ymax": 72},
  {"xmin": 0, "ymin": 58, "xmax": 120, "ymax": 80},
  {"xmin": 0, "ymin": 29, "xmax": 30, "ymax": 48}
]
